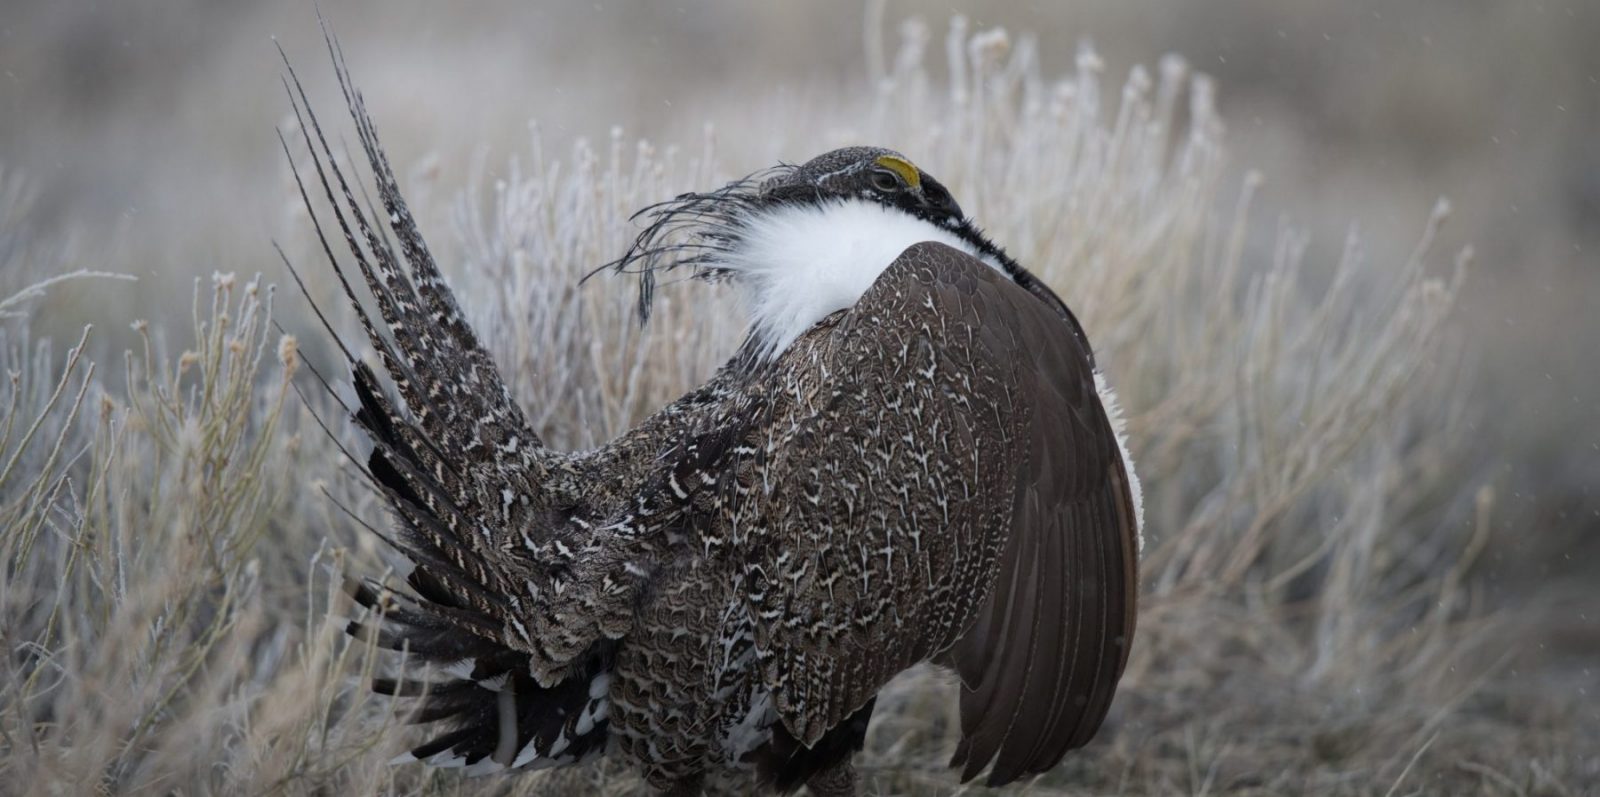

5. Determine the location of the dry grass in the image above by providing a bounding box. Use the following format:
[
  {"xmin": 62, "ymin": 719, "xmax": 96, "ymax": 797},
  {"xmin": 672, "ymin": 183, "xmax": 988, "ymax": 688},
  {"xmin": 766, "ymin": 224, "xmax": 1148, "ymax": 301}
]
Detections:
[{"xmin": 1, "ymin": 14, "xmax": 1593, "ymax": 797}]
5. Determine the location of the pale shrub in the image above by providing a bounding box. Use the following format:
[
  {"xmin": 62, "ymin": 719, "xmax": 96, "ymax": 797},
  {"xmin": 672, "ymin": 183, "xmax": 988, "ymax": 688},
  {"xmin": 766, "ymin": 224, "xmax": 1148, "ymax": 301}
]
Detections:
[{"xmin": 2, "ymin": 14, "xmax": 1581, "ymax": 797}]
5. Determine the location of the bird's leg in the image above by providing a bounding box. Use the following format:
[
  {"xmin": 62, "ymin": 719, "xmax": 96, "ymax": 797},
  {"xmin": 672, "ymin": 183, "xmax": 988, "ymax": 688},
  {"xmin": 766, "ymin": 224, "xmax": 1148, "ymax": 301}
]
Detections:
[
  {"xmin": 658, "ymin": 772, "xmax": 705, "ymax": 797},
  {"xmin": 803, "ymin": 759, "xmax": 858, "ymax": 797}
]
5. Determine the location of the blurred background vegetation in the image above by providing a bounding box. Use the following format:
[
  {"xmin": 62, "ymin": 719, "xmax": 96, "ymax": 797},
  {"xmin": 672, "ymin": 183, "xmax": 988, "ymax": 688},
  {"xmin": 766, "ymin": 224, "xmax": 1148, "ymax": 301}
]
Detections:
[
  {"xmin": 4, "ymin": 0, "xmax": 1596, "ymax": 587},
  {"xmin": 1, "ymin": 1, "xmax": 1595, "ymax": 793}
]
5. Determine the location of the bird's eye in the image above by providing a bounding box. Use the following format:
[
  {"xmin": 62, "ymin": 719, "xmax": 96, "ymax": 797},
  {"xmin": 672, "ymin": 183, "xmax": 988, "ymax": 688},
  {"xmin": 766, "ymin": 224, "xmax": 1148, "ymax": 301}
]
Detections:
[{"xmin": 869, "ymin": 169, "xmax": 902, "ymax": 193}]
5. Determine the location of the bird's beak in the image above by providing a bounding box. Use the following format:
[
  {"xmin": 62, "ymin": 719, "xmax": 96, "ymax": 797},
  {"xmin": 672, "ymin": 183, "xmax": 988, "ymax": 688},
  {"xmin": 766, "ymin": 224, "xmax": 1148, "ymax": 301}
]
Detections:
[{"xmin": 919, "ymin": 189, "xmax": 965, "ymax": 224}]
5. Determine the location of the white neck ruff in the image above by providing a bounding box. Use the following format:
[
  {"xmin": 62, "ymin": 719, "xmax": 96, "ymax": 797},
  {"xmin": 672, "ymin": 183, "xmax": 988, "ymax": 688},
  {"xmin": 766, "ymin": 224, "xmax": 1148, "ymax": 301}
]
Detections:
[{"xmin": 717, "ymin": 198, "xmax": 998, "ymax": 358}]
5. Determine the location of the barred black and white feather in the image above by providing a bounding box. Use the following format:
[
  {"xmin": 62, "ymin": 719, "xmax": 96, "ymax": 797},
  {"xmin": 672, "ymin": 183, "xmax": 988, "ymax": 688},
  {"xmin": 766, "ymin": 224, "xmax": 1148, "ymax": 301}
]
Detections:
[{"xmin": 276, "ymin": 30, "xmax": 697, "ymax": 774}]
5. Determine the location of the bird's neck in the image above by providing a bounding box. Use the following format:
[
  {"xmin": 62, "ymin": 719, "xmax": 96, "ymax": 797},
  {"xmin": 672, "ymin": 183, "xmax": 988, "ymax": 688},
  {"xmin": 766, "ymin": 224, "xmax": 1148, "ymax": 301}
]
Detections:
[{"xmin": 720, "ymin": 198, "xmax": 1000, "ymax": 359}]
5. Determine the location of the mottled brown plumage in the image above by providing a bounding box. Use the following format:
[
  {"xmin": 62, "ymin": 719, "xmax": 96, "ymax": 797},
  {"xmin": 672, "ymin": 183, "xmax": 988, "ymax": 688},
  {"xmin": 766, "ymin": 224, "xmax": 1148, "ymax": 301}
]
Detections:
[{"xmin": 281, "ymin": 31, "xmax": 1139, "ymax": 796}]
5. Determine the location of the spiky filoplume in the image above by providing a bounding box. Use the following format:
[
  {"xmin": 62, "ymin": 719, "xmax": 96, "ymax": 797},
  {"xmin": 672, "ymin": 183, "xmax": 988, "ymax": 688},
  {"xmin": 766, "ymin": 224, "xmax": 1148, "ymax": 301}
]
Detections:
[{"xmin": 280, "ymin": 30, "xmax": 1141, "ymax": 796}]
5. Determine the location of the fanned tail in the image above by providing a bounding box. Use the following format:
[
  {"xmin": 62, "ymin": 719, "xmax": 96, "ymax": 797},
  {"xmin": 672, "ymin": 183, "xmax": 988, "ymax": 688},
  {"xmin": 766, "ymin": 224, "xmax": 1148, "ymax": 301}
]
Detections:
[
  {"xmin": 275, "ymin": 19, "xmax": 614, "ymax": 773},
  {"xmin": 346, "ymin": 577, "xmax": 613, "ymax": 773}
]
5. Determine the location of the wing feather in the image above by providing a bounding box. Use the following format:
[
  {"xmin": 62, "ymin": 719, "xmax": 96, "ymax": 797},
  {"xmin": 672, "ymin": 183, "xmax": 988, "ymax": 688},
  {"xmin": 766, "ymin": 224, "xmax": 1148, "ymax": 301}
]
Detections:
[
  {"xmin": 735, "ymin": 242, "xmax": 1139, "ymax": 786},
  {"xmin": 950, "ymin": 246, "xmax": 1139, "ymax": 784}
]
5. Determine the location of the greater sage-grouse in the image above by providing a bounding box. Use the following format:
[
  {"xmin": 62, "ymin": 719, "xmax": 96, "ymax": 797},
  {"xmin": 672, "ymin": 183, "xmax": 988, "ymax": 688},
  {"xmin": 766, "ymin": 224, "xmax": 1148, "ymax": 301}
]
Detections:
[{"xmin": 280, "ymin": 41, "xmax": 1142, "ymax": 797}]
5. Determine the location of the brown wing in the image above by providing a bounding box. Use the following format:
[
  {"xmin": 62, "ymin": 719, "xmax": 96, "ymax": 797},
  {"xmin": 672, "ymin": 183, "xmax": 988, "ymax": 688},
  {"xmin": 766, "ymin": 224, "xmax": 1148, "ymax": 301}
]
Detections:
[
  {"xmin": 738, "ymin": 241, "xmax": 1139, "ymax": 786},
  {"xmin": 944, "ymin": 249, "xmax": 1141, "ymax": 785}
]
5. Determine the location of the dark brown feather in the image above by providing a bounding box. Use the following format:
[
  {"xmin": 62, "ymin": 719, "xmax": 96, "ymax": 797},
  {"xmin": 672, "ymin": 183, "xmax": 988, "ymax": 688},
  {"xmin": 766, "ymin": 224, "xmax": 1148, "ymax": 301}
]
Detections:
[
  {"xmin": 721, "ymin": 242, "xmax": 1138, "ymax": 786},
  {"xmin": 944, "ymin": 245, "xmax": 1140, "ymax": 785}
]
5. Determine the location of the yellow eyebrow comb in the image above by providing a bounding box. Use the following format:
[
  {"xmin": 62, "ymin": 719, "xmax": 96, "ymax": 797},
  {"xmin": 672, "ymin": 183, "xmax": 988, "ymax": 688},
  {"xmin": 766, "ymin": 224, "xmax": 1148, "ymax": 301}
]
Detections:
[{"xmin": 873, "ymin": 155, "xmax": 922, "ymax": 188}]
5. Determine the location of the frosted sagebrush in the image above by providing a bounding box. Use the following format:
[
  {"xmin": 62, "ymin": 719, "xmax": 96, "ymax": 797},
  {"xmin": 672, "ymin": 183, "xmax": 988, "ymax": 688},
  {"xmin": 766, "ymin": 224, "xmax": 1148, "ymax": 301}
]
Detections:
[{"xmin": 2, "ymin": 15, "xmax": 1577, "ymax": 797}]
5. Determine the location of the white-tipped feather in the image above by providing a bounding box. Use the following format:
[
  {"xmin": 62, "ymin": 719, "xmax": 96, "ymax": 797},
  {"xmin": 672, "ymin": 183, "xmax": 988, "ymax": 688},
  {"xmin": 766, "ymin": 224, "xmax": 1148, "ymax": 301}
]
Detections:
[
  {"xmin": 443, "ymin": 658, "xmax": 477, "ymax": 680},
  {"xmin": 463, "ymin": 757, "xmax": 506, "ymax": 776},
  {"xmin": 511, "ymin": 738, "xmax": 544, "ymax": 768},
  {"xmin": 723, "ymin": 688, "xmax": 776, "ymax": 760},
  {"xmin": 721, "ymin": 198, "xmax": 1000, "ymax": 358},
  {"xmin": 426, "ymin": 751, "xmax": 468, "ymax": 768},
  {"xmin": 574, "ymin": 697, "xmax": 608, "ymax": 735}
]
